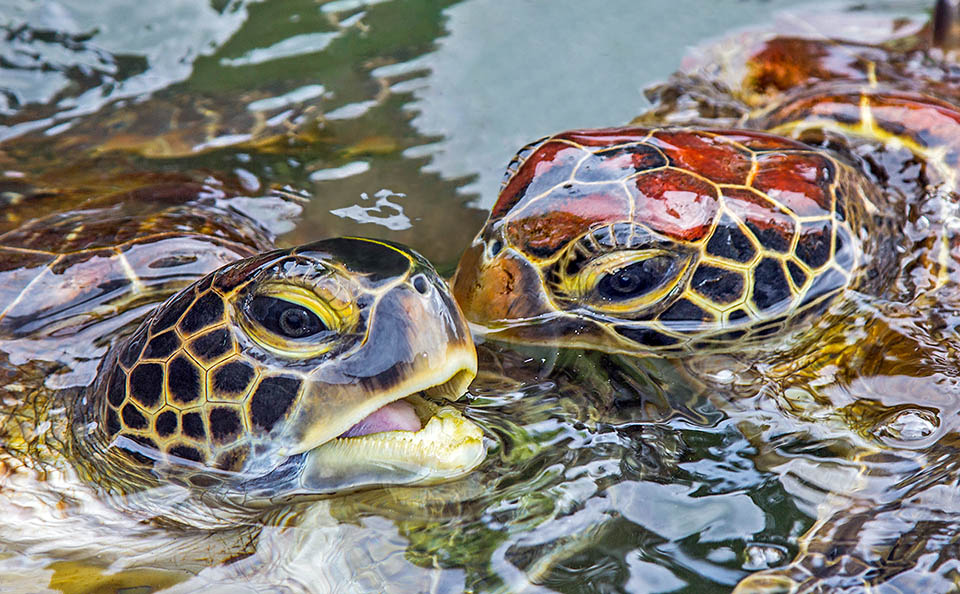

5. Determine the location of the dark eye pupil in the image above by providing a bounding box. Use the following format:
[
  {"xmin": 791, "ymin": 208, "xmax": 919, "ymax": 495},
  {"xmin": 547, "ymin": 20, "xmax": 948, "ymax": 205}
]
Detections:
[
  {"xmin": 613, "ymin": 271, "xmax": 641, "ymax": 292},
  {"xmin": 279, "ymin": 308, "xmax": 310, "ymax": 337},
  {"xmin": 597, "ymin": 256, "xmax": 675, "ymax": 300},
  {"xmin": 248, "ymin": 296, "xmax": 326, "ymax": 339}
]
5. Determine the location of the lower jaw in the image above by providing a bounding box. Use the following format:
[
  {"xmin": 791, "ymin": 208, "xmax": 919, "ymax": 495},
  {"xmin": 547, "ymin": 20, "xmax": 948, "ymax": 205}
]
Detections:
[{"xmin": 297, "ymin": 396, "xmax": 486, "ymax": 493}]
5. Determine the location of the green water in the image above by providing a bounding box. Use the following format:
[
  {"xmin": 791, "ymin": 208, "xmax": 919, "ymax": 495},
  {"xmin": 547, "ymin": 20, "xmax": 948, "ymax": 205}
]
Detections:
[
  {"xmin": 2, "ymin": 0, "xmax": 850, "ymax": 269},
  {"xmin": 0, "ymin": 1, "xmax": 947, "ymax": 593}
]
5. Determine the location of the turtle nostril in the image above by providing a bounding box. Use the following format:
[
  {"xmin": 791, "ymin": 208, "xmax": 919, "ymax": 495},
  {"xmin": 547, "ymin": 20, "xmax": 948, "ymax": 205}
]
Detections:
[{"xmin": 412, "ymin": 274, "xmax": 430, "ymax": 295}]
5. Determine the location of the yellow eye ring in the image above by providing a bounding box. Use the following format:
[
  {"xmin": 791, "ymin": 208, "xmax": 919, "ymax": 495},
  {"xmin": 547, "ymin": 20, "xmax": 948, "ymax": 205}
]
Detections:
[
  {"xmin": 565, "ymin": 250, "xmax": 690, "ymax": 316},
  {"xmin": 256, "ymin": 284, "xmax": 343, "ymax": 331},
  {"xmin": 239, "ymin": 283, "xmax": 356, "ymax": 358}
]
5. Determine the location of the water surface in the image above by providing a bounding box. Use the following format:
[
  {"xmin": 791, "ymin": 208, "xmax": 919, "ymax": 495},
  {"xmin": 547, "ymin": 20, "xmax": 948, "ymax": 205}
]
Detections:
[{"xmin": 0, "ymin": 1, "xmax": 947, "ymax": 593}]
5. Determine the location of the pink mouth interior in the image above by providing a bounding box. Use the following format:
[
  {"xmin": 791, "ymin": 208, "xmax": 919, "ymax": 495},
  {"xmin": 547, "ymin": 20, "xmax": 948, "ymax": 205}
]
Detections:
[{"xmin": 339, "ymin": 399, "xmax": 422, "ymax": 438}]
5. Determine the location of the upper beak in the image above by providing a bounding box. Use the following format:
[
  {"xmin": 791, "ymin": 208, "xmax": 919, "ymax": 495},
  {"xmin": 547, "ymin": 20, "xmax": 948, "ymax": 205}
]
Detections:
[
  {"xmin": 452, "ymin": 241, "xmax": 552, "ymax": 330},
  {"xmin": 278, "ymin": 279, "xmax": 477, "ymax": 455}
]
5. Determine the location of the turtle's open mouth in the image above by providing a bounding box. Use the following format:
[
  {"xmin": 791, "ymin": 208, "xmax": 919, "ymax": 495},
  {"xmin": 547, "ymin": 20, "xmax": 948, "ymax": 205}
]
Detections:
[
  {"xmin": 337, "ymin": 398, "xmax": 424, "ymax": 437},
  {"xmin": 336, "ymin": 367, "xmax": 473, "ymax": 438},
  {"xmin": 298, "ymin": 366, "xmax": 485, "ymax": 493}
]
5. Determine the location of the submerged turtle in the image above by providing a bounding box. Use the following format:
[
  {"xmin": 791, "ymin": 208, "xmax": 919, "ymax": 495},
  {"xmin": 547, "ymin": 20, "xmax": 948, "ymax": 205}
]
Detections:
[
  {"xmin": 0, "ymin": 174, "xmax": 484, "ymax": 582},
  {"xmin": 451, "ymin": 3, "xmax": 960, "ymax": 591}
]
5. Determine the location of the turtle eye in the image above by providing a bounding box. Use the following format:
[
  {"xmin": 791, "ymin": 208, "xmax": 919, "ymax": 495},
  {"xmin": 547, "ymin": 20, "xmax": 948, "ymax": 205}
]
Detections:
[
  {"xmin": 597, "ymin": 256, "xmax": 677, "ymax": 301},
  {"xmin": 556, "ymin": 250, "xmax": 690, "ymax": 317},
  {"xmin": 240, "ymin": 285, "xmax": 350, "ymax": 358},
  {"xmin": 249, "ymin": 296, "xmax": 326, "ymax": 338}
]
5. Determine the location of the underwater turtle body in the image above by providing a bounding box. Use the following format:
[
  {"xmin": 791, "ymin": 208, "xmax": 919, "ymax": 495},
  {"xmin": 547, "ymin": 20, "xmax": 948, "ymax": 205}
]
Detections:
[{"xmin": 0, "ymin": 174, "xmax": 484, "ymax": 577}]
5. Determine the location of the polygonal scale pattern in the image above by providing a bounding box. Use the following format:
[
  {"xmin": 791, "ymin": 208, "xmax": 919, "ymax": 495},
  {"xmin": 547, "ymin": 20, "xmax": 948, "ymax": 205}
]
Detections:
[
  {"xmin": 494, "ymin": 127, "xmax": 860, "ymax": 350},
  {"xmin": 104, "ymin": 281, "xmax": 303, "ymax": 473}
]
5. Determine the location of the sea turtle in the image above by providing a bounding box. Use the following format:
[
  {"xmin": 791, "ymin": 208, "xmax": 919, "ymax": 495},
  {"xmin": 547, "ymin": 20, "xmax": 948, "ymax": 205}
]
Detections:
[
  {"xmin": 0, "ymin": 172, "xmax": 484, "ymax": 584},
  {"xmin": 451, "ymin": 125, "xmax": 895, "ymax": 355},
  {"xmin": 450, "ymin": 3, "xmax": 960, "ymax": 591},
  {"xmin": 450, "ymin": 12, "xmax": 960, "ymax": 357}
]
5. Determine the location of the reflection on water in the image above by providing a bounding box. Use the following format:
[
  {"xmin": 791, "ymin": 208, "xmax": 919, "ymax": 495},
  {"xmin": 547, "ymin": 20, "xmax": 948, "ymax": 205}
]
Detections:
[
  {"xmin": 0, "ymin": 0, "xmax": 252, "ymax": 139},
  {"xmin": 3, "ymin": 0, "xmax": 959, "ymax": 593},
  {"xmin": 404, "ymin": 0, "xmax": 809, "ymax": 206},
  {"xmin": 0, "ymin": 0, "xmax": 831, "ymax": 271}
]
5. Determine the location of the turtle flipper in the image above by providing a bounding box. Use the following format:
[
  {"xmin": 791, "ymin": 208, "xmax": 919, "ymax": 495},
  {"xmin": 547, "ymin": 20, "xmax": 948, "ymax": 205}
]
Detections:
[{"xmin": 933, "ymin": 0, "xmax": 960, "ymax": 49}]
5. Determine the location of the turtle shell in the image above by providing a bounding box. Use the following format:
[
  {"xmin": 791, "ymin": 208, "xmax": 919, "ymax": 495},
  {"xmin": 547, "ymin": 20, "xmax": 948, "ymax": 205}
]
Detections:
[
  {"xmin": 0, "ymin": 179, "xmax": 269, "ymax": 342},
  {"xmin": 0, "ymin": 177, "xmax": 272, "ymax": 486}
]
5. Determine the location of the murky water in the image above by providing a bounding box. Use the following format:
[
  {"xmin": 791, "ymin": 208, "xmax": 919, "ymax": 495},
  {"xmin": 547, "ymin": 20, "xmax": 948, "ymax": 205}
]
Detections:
[{"xmin": 3, "ymin": 0, "xmax": 958, "ymax": 593}]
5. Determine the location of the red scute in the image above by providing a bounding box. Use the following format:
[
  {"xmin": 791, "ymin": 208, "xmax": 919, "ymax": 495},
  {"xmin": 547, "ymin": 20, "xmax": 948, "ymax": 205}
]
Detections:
[
  {"xmin": 629, "ymin": 169, "xmax": 720, "ymax": 241},
  {"xmin": 554, "ymin": 127, "xmax": 654, "ymax": 147},
  {"xmin": 493, "ymin": 141, "xmax": 584, "ymax": 219},
  {"xmin": 708, "ymin": 129, "xmax": 811, "ymax": 152},
  {"xmin": 506, "ymin": 186, "xmax": 631, "ymax": 255},
  {"xmin": 650, "ymin": 130, "xmax": 753, "ymax": 185},
  {"xmin": 870, "ymin": 96, "xmax": 960, "ymax": 145},
  {"xmin": 573, "ymin": 143, "xmax": 667, "ymax": 182},
  {"xmin": 752, "ymin": 153, "xmax": 834, "ymax": 217},
  {"xmin": 745, "ymin": 38, "xmax": 876, "ymax": 93}
]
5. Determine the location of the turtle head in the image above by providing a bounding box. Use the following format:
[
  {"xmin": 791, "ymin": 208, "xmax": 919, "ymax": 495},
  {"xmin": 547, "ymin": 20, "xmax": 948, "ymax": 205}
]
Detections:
[
  {"xmin": 92, "ymin": 237, "xmax": 483, "ymax": 500},
  {"xmin": 453, "ymin": 127, "xmax": 863, "ymax": 355}
]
